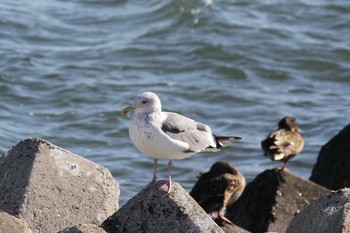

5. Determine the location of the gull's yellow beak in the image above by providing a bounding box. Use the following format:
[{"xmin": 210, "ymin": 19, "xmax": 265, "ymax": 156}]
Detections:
[{"xmin": 121, "ymin": 105, "xmax": 134, "ymax": 115}]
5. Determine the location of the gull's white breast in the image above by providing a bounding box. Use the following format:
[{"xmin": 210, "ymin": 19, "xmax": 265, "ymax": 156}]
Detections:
[{"xmin": 129, "ymin": 112, "xmax": 195, "ymax": 160}]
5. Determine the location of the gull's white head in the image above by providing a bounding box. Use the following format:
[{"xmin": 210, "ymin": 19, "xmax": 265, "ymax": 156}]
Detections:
[{"xmin": 121, "ymin": 92, "xmax": 162, "ymax": 115}]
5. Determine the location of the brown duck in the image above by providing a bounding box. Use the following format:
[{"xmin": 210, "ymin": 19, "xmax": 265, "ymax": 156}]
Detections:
[
  {"xmin": 190, "ymin": 161, "xmax": 245, "ymax": 224},
  {"xmin": 261, "ymin": 116, "xmax": 304, "ymax": 170}
]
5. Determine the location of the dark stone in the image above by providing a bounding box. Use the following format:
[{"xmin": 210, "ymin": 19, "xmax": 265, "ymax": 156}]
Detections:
[
  {"xmin": 226, "ymin": 169, "xmax": 330, "ymax": 233},
  {"xmin": 310, "ymin": 124, "xmax": 350, "ymax": 189}
]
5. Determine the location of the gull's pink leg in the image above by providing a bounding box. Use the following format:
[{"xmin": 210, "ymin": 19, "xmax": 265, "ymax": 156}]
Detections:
[
  {"xmin": 145, "ymin": 159, "xmax": 158, "ymax": 189},
  {"xmin": 152, "ymin": 159, "xmax": 158, "ymax": 182},
  {"xmin": 160, "ymin": 160, "xmax": 172, "ymax": 193},
  {"xmin": 168, "ymin": 160, "xmax": 172, "ymax": 192}
]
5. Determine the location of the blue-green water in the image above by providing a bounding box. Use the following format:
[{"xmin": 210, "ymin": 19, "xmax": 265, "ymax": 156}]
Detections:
[{"xmin": 1, "ymin": 0, "xmax": 350, "ymax": 205}]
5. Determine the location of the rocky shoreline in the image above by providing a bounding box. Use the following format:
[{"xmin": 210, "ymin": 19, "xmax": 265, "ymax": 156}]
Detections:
[{"xmin": 1, "ymin": 123, "xmax": 349, "ymax": 233}]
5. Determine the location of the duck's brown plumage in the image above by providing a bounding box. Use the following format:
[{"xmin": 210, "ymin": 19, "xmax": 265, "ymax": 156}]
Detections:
[
  {"xmin": 261, "ymin": 116, "xmax": 304, "ymax": 170},
  {"xmin": 189, "ymin": 161, "xmax": 245, "ymax": 218}
]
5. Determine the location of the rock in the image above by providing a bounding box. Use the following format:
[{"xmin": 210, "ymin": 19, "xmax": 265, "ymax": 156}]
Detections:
[
  {"xmin": 310, "ymin": 124, "xmax": 350, "ymax": 189},
  {"xmin": 0, "ymin": 210, "xmax": 32, "ymax": 233},
  {"xmin": 214, "ymin": 219, "xmax": 250, "ymax": 233},
  {"xmin": 101, "ymin": 182, "xmax": 224, "ymax": 233},
  {"xmin": 286, "ymin": 188, "xmax": 350, "ymax": 233},
  {"xmin": 226, "ymin": 169, "xmax": 330, "ymax": 233},
  {"xmin": 0, "ymin": 138, "xmax": 119, "ymax": 233},
  {"xmin": 58, "ymin": 224, "xmax": 106, "ymax": 233}
]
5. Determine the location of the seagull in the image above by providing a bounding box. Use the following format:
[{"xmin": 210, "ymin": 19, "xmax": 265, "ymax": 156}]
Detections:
[
  {"xmin": 261, "ymin": 116, "xmax": 304, "ymax": 171},
  {"xmin": 121, "ymin": 92, "xmax": 241, "ymax": 193},
  {"xmin": 190, "ymin": 161, "xmax": 245, "ymax": 224}
]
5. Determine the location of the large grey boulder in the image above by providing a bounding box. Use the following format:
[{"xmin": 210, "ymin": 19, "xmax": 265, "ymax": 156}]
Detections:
[
  {"xmin": 226, "ymin": 169, "xmax": 330, "ymax": 233},
  {"xmin": 286, "ymin": 188, "xmax": 350, "ymax": 233},
  {"xmin": 101, "ymin": 182, "xmax": 225, "ymax": 233},
  {"xmin": 310, "ymin": 123, "xmax": 350, "ymax": 189},
  {"xmin": 0, "ymin": 210, "xmax": 32, "ymax": 233},
  {"xmin": 0, "ymin": 138, "xmax": 119, "ymax": 233}
]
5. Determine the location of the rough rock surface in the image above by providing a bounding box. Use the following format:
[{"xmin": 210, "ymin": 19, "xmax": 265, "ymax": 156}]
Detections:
[
  {"xmin": 101, "ymin": 182, "xmax": 224, "ymax": 233},
  {"xmin": 226, "ymin": 169, "xmax": 330, "ymax": 233},
  {"xmin": 0, "ymin": 210, "xmax": 32, "ymax": 233},
  {"xmin": 286, "ymin": 188, "xmax": 350, "ymax": 233},
  {"xmin": 0, "ymin": 138, "xmax": 119, "ymax": 233},
  {"xmin": 58, "ymin": 224, "xmax": 107, "ymax": 233},
  {"xmin": 214, "ymin": 219, "xmax": 250, "ymax": 233},
  {"xmin": 310, "ymin": 123, "xmax": 350, "ymax": 190}
]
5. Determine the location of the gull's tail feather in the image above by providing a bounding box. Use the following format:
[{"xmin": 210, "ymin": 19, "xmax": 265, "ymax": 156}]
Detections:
[{"xmin": 215, "ymin": 135, "xmax": 242, "ymax": 148}]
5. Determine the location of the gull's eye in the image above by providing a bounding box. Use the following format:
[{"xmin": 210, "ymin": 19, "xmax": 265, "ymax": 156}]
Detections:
[{"xmin": 142, "ymin": 100, "xmax": 147, "ymax": 104}]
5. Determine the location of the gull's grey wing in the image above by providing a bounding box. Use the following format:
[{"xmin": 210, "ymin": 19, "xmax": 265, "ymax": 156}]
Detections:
[{"xmin": 161, "ymin": 112, "xmax": 216, "ymax": 152}]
